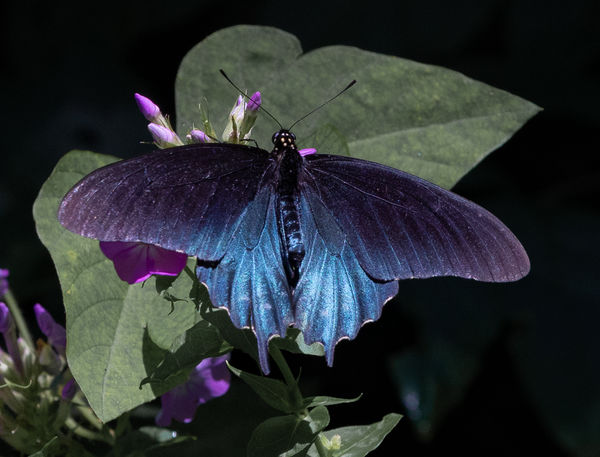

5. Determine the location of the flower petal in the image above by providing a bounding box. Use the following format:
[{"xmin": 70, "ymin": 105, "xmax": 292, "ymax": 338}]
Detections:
[
  {"xmin": 100, "ymin": 241, "xmax": 187, "ymax": 284},
  {"xmin": 156, "ymin": 354, "xmax": 231, "ymax": 426},
  {"xmin": 299, "ymin": 148, "xmax": 317, "ymax": 157},
  {"xmin": 61, "ymin": 378, "xmax": 78, "ymax": 400}
]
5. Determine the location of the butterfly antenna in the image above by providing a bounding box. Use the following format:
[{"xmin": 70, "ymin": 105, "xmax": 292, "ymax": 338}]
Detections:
[
  {"xmin": 219, "ymin": 69, "xmax": 283, "ymax": 129},
  {"xmin": 288, "ymin": 80, "xmax": 356, "ymax": 131}
]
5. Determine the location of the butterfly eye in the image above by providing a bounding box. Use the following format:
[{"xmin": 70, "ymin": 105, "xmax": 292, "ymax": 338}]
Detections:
[
  {"xmin": 271, "ymin": 132, "xmax": 280, "ymax": 144},
  {"xmin": 290, "ymin": 132, "xmax": 296, "ymax": 140}
]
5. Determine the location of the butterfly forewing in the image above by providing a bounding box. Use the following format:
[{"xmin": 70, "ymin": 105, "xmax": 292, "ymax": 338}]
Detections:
[
  {"xmin": 59, "ymin": 143, "xmax": 275, "ymax": 261},
  {"xmin": 301, "ymin": 154, "xmax": 530, "ymax": 283}
]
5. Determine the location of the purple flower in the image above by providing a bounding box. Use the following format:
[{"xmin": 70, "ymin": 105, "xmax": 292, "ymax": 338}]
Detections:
[
  {"xmin": 156, "ymin": 354, "xmax": 231, "ymax": 426},
  {"xmin": 187, "ymin": 129, "xmax": 210, "ymax": 143},
  {"xmin": 0, "ymin": 301, "xmax": 24, "ymax": 376},
  {"xmin": 299, "ymin": 148, "xmax": 317, "ymax": 157},
  {"xmin": 0, "ymin": 302, "xmax": 11, "ymax": 333},
  {"xmin": 34, "ymin": 304, "xmax": 66, "ymax": 353},
  {"xmin": 135, "ymin": 93, "xmax": 161, "ymax": 122},
  {"xmin": 99, "ymin": 241, "xmax": 187, "ymax": 284},
  {"xmin": 0, "ymin": 268, "xmax": 9, "ymax": 297},
  {"xmin": 148, "ymin": 123, "xmax": 180, "ymax": 147},
  {"xmin": 61, "ymin": 378, "xmax": 77, "ymax": 400},
  {"xmin": 247, "ymin": 91, "xmax": 261, "ymax": 112}
]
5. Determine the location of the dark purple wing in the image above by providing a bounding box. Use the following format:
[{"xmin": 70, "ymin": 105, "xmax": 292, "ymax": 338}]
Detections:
[
  {"xmin": 59, "ymin": 143, "xmax": 275, "ymax": 261},
  {"xmin": 301, "ymin": 154, "xmax": 530, "ymax": 283}
]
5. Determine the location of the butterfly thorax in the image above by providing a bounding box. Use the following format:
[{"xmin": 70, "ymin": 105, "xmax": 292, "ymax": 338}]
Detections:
[{"xmin": 272, "ymin": 129, "xmax": 304, "ymax": 286}]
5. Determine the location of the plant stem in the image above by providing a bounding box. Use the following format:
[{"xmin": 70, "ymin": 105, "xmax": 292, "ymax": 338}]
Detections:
[
  {"xmin": 65, "ymin": 417, "xmax": 113, "ymax": 444},
  {"xmin": 75, "ymin": 396, "xmax": 103, "ymax": 431},
  {"xmin": 270, "ymin": 345, "xmax": 295, "ymax": 387},
  {"xmin": 3, "ymin": 290, "xmax": 34, "ymax": 350},
  {"xmin": 270, "ymin": 345, "xmax": 304, "ymax": 408}
]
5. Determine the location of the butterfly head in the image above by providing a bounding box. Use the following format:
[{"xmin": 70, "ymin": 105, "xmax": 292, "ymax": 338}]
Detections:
[{"xmin": 271, "ymin": 129, "xmax": 297, "ymax": 152}]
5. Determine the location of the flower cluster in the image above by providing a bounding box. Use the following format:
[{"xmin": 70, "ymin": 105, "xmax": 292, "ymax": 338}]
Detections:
[
  {"xmin": 0, "ymin": 267, "xmax": 231, "ymax": 455},
  {"xmin": 135, "ymin": 89, "xmax": 262, "ymax": 149},
  {"xmin": 0, "ymin": 296, "xmax": 79, "ymax": 453},
  {"xmin": 102, "ymin": 91, "xmax": 270, "ymax": 285}
]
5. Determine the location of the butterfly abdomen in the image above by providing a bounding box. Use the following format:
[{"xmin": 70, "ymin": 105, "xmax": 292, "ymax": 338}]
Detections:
[{"xmin": 274, "ymin": 134, "xmax": 305, "ymax": 286}]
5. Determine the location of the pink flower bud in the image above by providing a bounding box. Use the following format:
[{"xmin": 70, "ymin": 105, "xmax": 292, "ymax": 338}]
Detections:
[
  {"xmin": 34, "ymin": 303, "xmax": 66, "ymax": 352},
  {"xmin": 135, "ymin": 93, "xmax": 161, "ymax": 122},
  {"xmin": 0, "ymin": 302, "xmax": 12, "ymax": 333},
  {"xmin": 187, "ymin": 129, "xmax": 210, "ymax": 143},
  {"xmin": 247, "ymin": 91, "xmax": 261, "ymax": 112},
  {"xmin": 148, "ymin": 123, "xmax": 178, "ymax": 146},
  {"xmin": 0, "ymin": 268, "xmax": 9, "ymax": 297}
]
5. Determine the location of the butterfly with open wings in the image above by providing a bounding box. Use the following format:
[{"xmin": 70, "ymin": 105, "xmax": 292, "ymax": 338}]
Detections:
[{"xmin": 58, "ymin": 118, "xmax": 529, "ymax": 373}]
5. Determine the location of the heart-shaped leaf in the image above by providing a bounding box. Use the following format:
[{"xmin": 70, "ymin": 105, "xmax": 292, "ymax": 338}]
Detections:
[
  {"xmin": 176, "ymin": 25, "xmax": 540, "ymax": 189},
  {"xmin": 33, "ymin": 151, "xmax": 207, "ymax": 421}
]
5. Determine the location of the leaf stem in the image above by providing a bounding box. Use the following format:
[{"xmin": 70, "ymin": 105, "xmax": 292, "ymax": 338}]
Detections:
[{"xmin": 3, "ymin": 289, "xmax": 35, "ymax": 350}]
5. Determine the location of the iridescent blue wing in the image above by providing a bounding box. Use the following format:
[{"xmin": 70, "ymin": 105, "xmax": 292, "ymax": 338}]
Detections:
[
  {"xmin": 196, "ymin": 185, "xmax": 293, "ymax": 373},
  {"xmin": 294, "ymin": 190, "xmax": 398, "ymax": 365},
  {"xmin": 302, "ymin": 154, "xmax": 530, "ymax": 283},
  {"xmin": 59, "ymin": 143, "xmax": 274, "ymax": 261}
]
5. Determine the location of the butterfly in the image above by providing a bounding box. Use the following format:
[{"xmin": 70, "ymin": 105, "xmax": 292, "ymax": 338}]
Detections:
[{"xmin": 58, "ymin": 128, "xmax": 530, "ymax": 373}]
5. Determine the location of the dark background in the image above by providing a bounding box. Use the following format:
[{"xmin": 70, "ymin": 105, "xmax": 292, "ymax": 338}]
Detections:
[{"xmin": 1, "ymin": 0, "xmax": 598, "ymax": 456}]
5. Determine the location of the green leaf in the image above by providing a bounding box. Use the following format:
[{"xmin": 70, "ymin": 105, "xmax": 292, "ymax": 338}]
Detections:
[
  {"xmin": 301, "ymin": 124, "xmax": 350, "ymax": 157},
  {"xmin": 228, "ymin": 362, "xmax": 298, "ymax": 414},
  {"xmin": 176, "ymin": 25, "xmax": 540, "ymax": 190},
  {"xmin": 30, "ymin": 437, "xmax": 59, "ymax": 457},
  {"xmin": 33, "ymin": 150, "xmax": 205, "ymax": 422},
  {"xmin": 271, "ymin": 328, "xmax": 325, "ymax": 357},
  {"xmin": 303, "ymin": 394, "xmax": 362, "ymax": 409},
  {"xmin": 140, "ymin": 320, "xmax": 231, "ymax": 388},
  {"xmin": 307, "ymin": 413, "xmax": 402, "ymax": 457},
  {"xmin": 107, "ymin": 426, "xmax": 193, "ymax": 457},
  {"xmin": 248, "ymin": 406, "xmax": 330, "ymax": 457},
  {"xmin": 201, "ymin": 306, "xmax": 260, "ymax": 363},
  {"xmin": 30, "ymin": 436, "xmax": 95, "ymax": 457}
]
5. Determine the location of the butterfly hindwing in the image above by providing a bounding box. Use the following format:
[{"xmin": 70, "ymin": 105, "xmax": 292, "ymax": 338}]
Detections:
[
  {"xmin": 196, "ymin": 185, "xmax": 294, "ymax": 373},
  {"xmin": 59, "ymin": 143, "xmax": 274, "ymax": 261},
  {"xmin": 294, "ymin": 190, "xmax": 399, "ymax": 365},
  {"xmin": 302, "ymin": 154, "xmax": 530, "ymax": 283}
]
